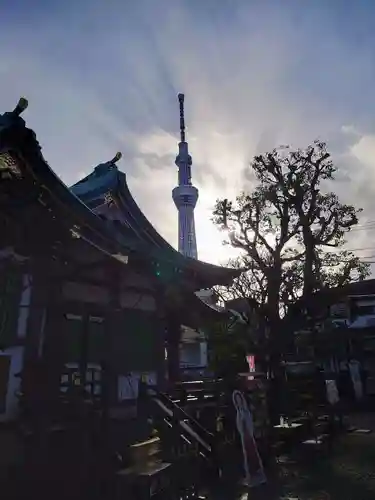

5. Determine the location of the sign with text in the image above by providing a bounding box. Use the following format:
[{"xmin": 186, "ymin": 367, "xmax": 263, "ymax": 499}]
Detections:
[{"xmin": 118, "ymin": 372, "xmax": 156, "ymax": 401}]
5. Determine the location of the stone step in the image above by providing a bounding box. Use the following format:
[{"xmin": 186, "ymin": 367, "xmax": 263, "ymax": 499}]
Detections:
[
  {"xmin": 301, "ymin": 433, "xmax": 330, "ymax": 446},
  {"xmin": 115, "ymin": 461, "xmax": 172, "ymax": 500},
  {"xmin": 128, "ymin": 436, "xmax": 161, "ymax": 466},
  {"xmin": 352, "ymin": 428, "xmax": 372, "ymax": 434}
]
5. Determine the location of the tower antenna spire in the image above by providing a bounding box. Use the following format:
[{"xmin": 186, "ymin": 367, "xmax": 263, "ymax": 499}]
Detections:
[{"xmin": 178, "ymin": 93, "xmax": 186, "ymax": 142}]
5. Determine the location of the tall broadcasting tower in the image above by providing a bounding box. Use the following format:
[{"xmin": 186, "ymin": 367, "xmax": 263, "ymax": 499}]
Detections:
[{"xmin": 172, "ymin": 93, "xmax": 199, "ymax": 259}]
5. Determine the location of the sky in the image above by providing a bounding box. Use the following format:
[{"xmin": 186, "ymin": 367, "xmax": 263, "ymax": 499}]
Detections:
[{"xmin": 2, "ymin": 0, "xmax": 375, "ymax": 266}]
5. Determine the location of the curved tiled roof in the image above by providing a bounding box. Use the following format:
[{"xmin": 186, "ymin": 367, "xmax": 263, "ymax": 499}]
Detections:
[{"xmin": 70, "ymin": 155, "xmax": 240, "ymax": 286}]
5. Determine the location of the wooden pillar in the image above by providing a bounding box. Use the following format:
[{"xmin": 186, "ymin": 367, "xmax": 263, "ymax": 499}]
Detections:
[
  {"xmin": 155, "ymin": 318, "xmax": 167, "ymax": 391},
  {"xmin": 21, "ymin": 266, "xmax": 44, "ymax": 396},
  {"xmin": 40, "ymin": 301, "xmax": 64, "ymax": 413},
  {"xmin": 21, "ymin": 260, "xmax": 55, "ymax": 409},
  {"xmin": 101, "ymin": 263, "xmax": 121, "ymax": 428},
  {"xmin": 27, "ymin": 261, "xmax": 63, "ymax": 417},
  {"xmin": 152, "ymin": 283, "xmax": 168, "ymax": 389},
  {"xmin": 153, "ymin": 282, "xmax": 183, "ymax": 386},
  {"xmin": 79, "ymin": 311, "xmax": 90, "ymax": 389},
  {"xmin": 166, "ymin": 313, "xmax": 181, "ymax": 384},
  {"xmin": 146, "ymin": 263, "xmax": 184, "ymax": 386}
]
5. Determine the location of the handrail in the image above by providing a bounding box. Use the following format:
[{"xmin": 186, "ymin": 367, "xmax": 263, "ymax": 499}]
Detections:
[
  {"xmin": 152, "ymin": 397, "xmax": 212, "ymax": 453},
  {"xmin": 148, "ymin": 387, "xmax": 216, "ymax": 444}
]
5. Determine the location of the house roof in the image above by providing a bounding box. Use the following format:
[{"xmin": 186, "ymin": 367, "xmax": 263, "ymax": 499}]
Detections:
[
  {"xmin": 285, "ymin": 278, "xmax": 375, "ymax": 331},
  {"xmin": 337, "ymin": 279, "xmax": 375, "ymax": 297},
  {"xmin": 306, "ymin": 279, "xmax": 375, "ymax": 308}
]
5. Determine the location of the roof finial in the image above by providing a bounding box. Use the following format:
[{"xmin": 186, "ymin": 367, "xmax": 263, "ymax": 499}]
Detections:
[
  {"xmin": 110, "ymin": 152, "xmax": 122, "ymax": 164},
  {"xmin": 178, "ymin": 93, "xmax": 186, "ymax": 143},
  {"xmin": 12, "ymin": 98, "xmax": 28, "ymax": 117}
]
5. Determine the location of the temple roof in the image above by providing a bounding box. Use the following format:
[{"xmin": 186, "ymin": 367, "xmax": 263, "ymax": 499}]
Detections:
[
  {"xmin": 69, "ymin": 152, "xmax": 239, "ymax": 288},
  {"xmin": 0, "ymin": 99, "xmax": 240, "ymax": 289}
]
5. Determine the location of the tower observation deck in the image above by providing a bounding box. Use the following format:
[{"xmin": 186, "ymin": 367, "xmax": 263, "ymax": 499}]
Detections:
[{"xmin": 172, "ymin": 93, "xmax": 199, "ymax": 259}]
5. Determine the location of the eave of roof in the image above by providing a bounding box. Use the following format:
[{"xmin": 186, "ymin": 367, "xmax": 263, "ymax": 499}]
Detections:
[{"xmin": 0, "ymin": 107, "xmax": 137, "ymax": 268}]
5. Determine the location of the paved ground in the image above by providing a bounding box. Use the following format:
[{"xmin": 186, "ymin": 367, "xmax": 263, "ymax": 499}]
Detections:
[
  {"xmin": 279, "ymin": 433, "xmax": 375, "ymax": 499},
  {"xmin": 2, "ymin": 414, "xmax": 375, "ymax": 499},
  {"xmin": 239, "ymin": 413, "xmax": 375, "ymax": 500}
]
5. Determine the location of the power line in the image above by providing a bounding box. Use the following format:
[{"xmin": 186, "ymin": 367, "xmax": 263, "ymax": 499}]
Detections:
[
  {"xmin": 359, "ymin": 221, "xmax": 375, "ymax": 227},
  {"xmin": 343, "ymin": 253, "xmax": 375, "ymax": 259},
  {"xmin": 324, "ymin": 246, "xmax": 375, "ymax": 254},
  {"xmin": 324, "ymin": 257, "xmax": 375, "ymax": 264},
  {"xmin": 329, "ymin": 246, "xmax": 375, "ymax": 255},
  {"xmin": 349, "ymin": 225, "xmax": 375, "ymax": 233},
  {"xmin": 351, "ymin": 220, "xmax": 375, "ymax": 228},
  {"xmin": 341, "ymin": 246, "xmax": 375, "ymax": 252}
]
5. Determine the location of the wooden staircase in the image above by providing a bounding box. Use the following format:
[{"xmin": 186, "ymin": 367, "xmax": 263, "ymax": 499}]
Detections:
[
  {"xmin": 113, "ymin": 382, "xmax": 234, "ymax": 499},
  {"xmin": 137, "ymin": 384, "xmax": 241, "ymax": 497}
]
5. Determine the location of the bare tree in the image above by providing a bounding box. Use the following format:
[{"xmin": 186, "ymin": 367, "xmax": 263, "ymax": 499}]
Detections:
[
  {"xmin": 213, "ymin": 142, "xmax": 370, "ymax": 371},
  {"xmin": 250, "ymin": 141, "xmax": 365, "ymax": 299}
]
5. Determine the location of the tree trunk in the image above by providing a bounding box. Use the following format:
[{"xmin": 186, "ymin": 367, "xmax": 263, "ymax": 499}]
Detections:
[
  {"xmin": 302, "ymin": 229, "xmax": 316, "ymax": 300},
  {"xmin": 266, "ymin": 268, "xmax": 285, "ymax": 424}
]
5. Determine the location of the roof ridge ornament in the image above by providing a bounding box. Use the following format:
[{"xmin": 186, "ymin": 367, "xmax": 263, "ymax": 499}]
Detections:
[
  {"xmin": 12, "ymin": 97, "xmax": 28, "ymax": 117},
  {"xmin": 0, "ymin": 97, "xmax": 29, "ymax": 133},
  {"xmin": 110, "ymin": 152, "xmax": 122, "ymax": 164},
  {"xmin": 93, "ymin": 152, "xmax": 122, "ymax": 177}
]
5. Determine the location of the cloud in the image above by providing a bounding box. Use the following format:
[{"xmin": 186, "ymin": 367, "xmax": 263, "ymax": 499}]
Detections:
[
  {"xmin": 351, "ymin": 135, "xmax": 375, "ymax": 170},
  {"xmin": 329, "ymin": 133, "xmax": 375, "ymax": 268},
  {"xmin": 2, "ymin": 1, "xmax": 375, "ymax": 265},
  {"xmin": 341, "ymin": 125, "xmax": 361, "ymax": 137},
  {"xmin": 346, "ymin": 135, "xmax": 375, "ymax": 225}
]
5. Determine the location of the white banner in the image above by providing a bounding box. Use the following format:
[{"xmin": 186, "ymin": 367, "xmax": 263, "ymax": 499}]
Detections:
[
  {"xmin": 232, "ymin": 390, "xmax": 267, "ymax": 488},
  {"xmin": 325, "ymin": 379, "xmax": 340, "ymax": 405},
  {"xmin": 349, "ymin": 360, "xmax": 363, "ymax": 401}
]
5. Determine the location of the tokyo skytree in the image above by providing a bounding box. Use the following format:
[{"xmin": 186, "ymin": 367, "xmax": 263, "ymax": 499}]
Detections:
[{"xmin": 172, "ymin": 93, "xmax": 199, "ymax": 259}]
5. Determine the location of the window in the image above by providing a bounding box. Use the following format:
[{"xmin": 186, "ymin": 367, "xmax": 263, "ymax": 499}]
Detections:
[
  {"xmin": 60, "ymin": 363, "xmax": 102, "ymax": 396},
  {"xmin": 330, "ymin": 302, "xmax": 348, "ymax": 319},
  {"xmin": 63, "ymin": 313, "xmax": 105, "ymax": 364},
  {"xmin": 61, "ymin": 313, "xmax": 105, "ymax": 397},
  {"xmin": 358, "ymin": 305, "xmax": 375, "ymax": 316}
]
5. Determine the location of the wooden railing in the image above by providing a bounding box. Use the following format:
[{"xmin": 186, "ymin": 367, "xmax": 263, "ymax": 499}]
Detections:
[
  {"xmin": 147, "ymin": 388, "xmax": 216, "ymax": 459},
  {"xmin": 139, "ymin": 378, "xmax": 241, "ymax": 485}
]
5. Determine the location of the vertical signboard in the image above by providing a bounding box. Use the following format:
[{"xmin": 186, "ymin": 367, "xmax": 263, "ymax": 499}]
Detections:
[{"xmin": 232, "ymin": 390, "xmax": 267, "ymax": 487}]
